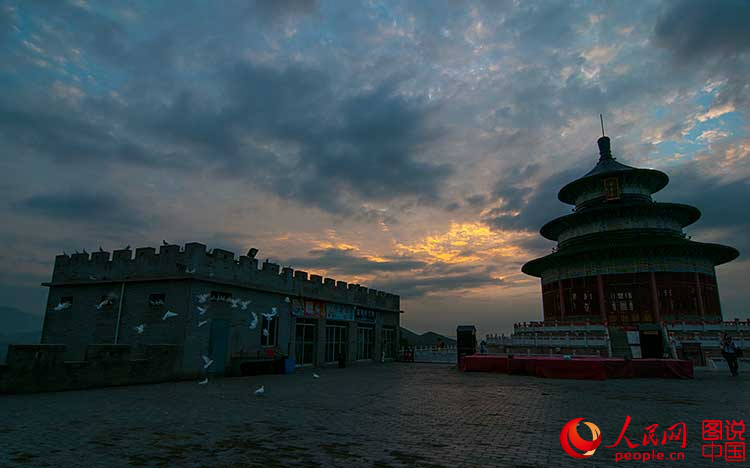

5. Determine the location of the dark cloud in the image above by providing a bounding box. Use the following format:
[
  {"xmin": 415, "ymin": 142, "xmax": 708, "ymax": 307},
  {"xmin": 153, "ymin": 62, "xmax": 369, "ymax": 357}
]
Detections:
[
  {"xmin": 285, "ymin": 248, "xmax": 426, "ymax": 276},
  {"xmin": 11, "ymin": 191, "xmax": 142, "ymax": 226},
  {"xmin": 371, "ymin": 266, "xmax": 503, "ymax": 299},
  {"xmin": 653, "ymin": 0, "xmax": 750, "ymax": 63},
  {"xmin": 659, "ymin": 167, "xmax": 750, "ymax": 255},
  {"xmin": 653, "ymin": 0, "xmax": 750, "ymax": 111},
  {"xmin": 482, "ymin": 167, "xmax": 579, "ymax": 232}
]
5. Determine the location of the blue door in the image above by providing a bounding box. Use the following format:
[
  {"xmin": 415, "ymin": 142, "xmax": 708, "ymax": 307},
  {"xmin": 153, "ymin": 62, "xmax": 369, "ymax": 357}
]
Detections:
[{"xmin": 209, "ymin": 319, "xmax": 229, "ymax": 374}]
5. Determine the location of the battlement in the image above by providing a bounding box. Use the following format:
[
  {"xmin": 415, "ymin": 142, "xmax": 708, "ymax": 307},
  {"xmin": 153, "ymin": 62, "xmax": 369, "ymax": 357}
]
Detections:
[{"xmin": 49, "ymin": 243, "xmax": 400, "ymax": 311}]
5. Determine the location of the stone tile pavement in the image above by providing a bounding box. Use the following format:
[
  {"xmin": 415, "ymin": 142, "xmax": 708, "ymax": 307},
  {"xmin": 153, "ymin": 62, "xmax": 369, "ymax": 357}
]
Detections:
[{"xmin": 0, "ymin": 363, "xmax": 747, "ymax": 467}]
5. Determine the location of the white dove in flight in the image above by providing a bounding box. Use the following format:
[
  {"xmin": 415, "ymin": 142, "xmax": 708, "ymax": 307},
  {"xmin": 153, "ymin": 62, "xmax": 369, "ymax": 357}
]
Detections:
[
  {"xmin": 95, "ymin": 299, "xmax": 110, "ymax": 310},
  {"xmin": 313, "ymin": 373, "xmax": 320, "ymax": 379},
  {"xmin": 162, "ymin": 310, "xmax": 178, "ymax": 320},
  {"xmin": 239, "ymin": 300, "xmax": 251, "ymax": 310},
  {"xmin": 198, "ymin": 377, "xmax": 208, "ymax": 385},
  {"xmin": 284, "ymin": 297, "xmax": 291, "ymax": 303},
  {"xmin": 228, "ymin": 298, "xmax": 240, "ymax": 308},
  {"xmin": 263, "ymin": 329, "xmax": 269, "ymax": 337},
  {"xmin": 202, "ymin": 355, "xmax": 214, "ymax": 369},
  {"xmin": 196, "ymin": 293, "xmax": 210, "ymax": 304},
  {"xmin": 249, "ymin": 312, "xmax": 258, "ymax": 329},
  {"xmin": 134, "ymin": 324, "xmax": 145, "ymax": 334},
  {"xmin": 197, "ymin": 306, "xmax": 207, "ymax": 315},
  {"xmin": 198, "ymin": 320, "xmax": 208, "ymax": 328},
  {"xmin": 186, "ymin": 267, "xmax": 196, "ymax": 274},
  {"xmin": 53, "ymin": 302, "xmax": 71, "ymax": 311},
  {"xmin": 262, "ymin": 308, "xmax": 277, "ymax": 321},
  {"xmin": 254, "ymin": 385, "xmax": 264, "ymax": 396}
]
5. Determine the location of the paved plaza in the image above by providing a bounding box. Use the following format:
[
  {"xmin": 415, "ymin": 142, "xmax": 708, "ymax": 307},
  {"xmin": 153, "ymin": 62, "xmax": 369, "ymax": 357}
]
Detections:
[{"xmin": 0, "ymin": 363, "xmax": 747, "ymax": 467}]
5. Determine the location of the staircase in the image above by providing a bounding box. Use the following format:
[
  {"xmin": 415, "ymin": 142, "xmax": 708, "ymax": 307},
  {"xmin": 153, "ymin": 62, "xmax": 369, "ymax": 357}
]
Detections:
[{"xmin": 608, "ymin": 327, "xmax": 631, "ymax": 358}]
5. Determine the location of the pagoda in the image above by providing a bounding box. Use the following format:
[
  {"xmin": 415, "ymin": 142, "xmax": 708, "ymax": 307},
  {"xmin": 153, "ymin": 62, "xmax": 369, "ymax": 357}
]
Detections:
[{"xmin": 520, "ymin": 132, "xmax": 739, "ymax": 357}]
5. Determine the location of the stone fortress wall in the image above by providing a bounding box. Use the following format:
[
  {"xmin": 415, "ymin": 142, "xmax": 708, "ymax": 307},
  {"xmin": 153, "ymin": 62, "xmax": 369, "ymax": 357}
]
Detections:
[{"xmin": 50, "ymin": 242, "xmax": 399, "ymax": 311}]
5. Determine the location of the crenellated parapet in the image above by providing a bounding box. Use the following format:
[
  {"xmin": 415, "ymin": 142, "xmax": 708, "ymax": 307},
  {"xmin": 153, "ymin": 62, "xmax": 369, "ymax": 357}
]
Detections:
[{"xmin": 49, "ymin": 243, "xmax": 400, "ymax": 311}]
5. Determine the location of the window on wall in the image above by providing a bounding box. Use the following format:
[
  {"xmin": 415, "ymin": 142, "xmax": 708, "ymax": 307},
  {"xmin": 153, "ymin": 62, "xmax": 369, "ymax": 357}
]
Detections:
[
  {"xmin": 148, "ymin": 293, "xmax": 165, "ymax": 307},
  {"xmin": 210, "ymin": 291, "xmax": 232, "ymax": 302},
  {"xmin": 325, "ymin": 322, "xmax": 347, "ymax": 362},
  {"xmin": 357, "ymin": 326, "xmax": 374, "ymax": 360},
  {"xmin": 261, "ymin": 314, "xmax": 278, "ymax": 347},
  {"xmin": 56, "ymin": 296, "xmax": 73, "ymax": 309}
]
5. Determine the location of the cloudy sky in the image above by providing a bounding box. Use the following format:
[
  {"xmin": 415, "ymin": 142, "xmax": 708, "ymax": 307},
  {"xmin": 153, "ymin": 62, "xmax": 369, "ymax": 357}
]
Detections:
[{"xmin": 0, "ymin": 0, "xmax": 748, "ymax": 337}]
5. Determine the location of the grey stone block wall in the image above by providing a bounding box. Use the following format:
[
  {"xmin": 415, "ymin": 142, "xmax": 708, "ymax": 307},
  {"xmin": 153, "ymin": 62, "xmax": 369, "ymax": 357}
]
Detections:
[
  {"xmin": 50, "ymin": 243, "xmax": 399, "ymax": 311},
  {"xmin": 40, "ymin": 243, "xmax": 402, "ymax": 376}
]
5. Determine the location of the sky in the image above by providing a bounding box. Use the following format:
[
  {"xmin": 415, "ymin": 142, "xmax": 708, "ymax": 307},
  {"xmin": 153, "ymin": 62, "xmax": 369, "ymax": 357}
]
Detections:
[{"xmin": 0, "ymin": 0, "xmax": 748, "ymax": 338}]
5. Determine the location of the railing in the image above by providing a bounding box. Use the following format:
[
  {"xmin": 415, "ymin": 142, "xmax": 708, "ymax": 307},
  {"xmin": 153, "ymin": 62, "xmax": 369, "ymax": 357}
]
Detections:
[
  {"xmin": 504, "ymin": 322, "xmax": 609, "ymax": 335},
  {"xmin": 665, "ymin": 320, "xmax": 750, "ymax": 333},
  {"xmin": 398, "ymin": 346, "xmax": 457, "ymax": 363},
  {"xmin": 487, "ymin": 336, "xmax": 609, "ymax": 347}
]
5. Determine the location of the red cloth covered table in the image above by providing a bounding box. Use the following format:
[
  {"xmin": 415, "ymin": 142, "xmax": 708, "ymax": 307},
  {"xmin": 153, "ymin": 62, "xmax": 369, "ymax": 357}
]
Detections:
[{"xmin": 460, "ymin": 355, "xmax": 508, "ymax": 372}]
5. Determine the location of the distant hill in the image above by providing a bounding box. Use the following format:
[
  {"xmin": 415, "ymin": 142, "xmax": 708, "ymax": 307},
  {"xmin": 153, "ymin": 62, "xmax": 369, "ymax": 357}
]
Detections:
[
  {"xmin": 0, "ymin": 331, "xmax": 42, "ymax": 362},
  {"xmin": 0, "ymin": 306, "xmax": 43, "ymax": 334},
  {"xmin": 0, "ymin": 306, "xmax": 43, "ymax": 362},
  {"xmin": 399, "ymin": 327, "xmax": 456, "ymax": 347}
]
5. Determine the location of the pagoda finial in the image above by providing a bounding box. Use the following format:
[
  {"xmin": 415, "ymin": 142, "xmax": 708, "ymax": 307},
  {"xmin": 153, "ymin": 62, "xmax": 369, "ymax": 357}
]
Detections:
[{"xmin": 597, "ymin": 114, "xmax": 613, "ymax": 161}]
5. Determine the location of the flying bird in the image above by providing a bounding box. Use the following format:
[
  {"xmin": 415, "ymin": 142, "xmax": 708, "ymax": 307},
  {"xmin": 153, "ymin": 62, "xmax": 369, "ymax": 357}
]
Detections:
[
  {"xmin": 249, "ymin": 312, "xmax": 258, "ymax": 329},
  {"xmin": 263, "ymin": 329, "xmax": 269, "ymax": 337},
  {"xmin": 89, "ymin": 275, "xmax": 97, "ymax": 280},
  {"xmin": 284, "ymin": 297, "xmax": 291, "ymax": 303},
  {"xmin": 198, "ymin": 377, "xmax": 208, "ymax": 385},
  {"xmin": 262, "ymin": 308, "xmax": 277, "ymax": 321},
  {"xmin": 186, "ymin": 267, "xmax": 196, "ymax": 274},
  {"xmin": 197, "ymin": 306, "xmax": 207, "ymax": 315},
  {"xmin": 313, "ymin": 373, "xmax": 320, "ymax": 379},
  {"xmin": 163, "ymin": 240, "xmax": 169, "ymax": 246},
  {"xmin": 196, "ymin": 293, "xmax": 210, "ymax": 304},
  {"xmin": 228, "ymin": 298, "xmax": 240, "ymax": 308},
  {"xmin": 198, "ymin": 320, "xmax": 208, "ymax": 327},
  {"xmin": 254, "ymin": 385, "xmax": 265, "ymax": 396},
  {"xmin": 95, "ymin": 299, "xmax": 110, "ymax": 310},
  {"xmin": 202, "ymin": 355, "xmax": 214, "ymax": 369},
  {"xmin": 239, "ymin": 300, "xmax": 251, "ymax": 310},
  {"xmin": 162, "ymin": 310, "xmax": 178, "ymax": 320},
  {"xmin": 134, "ymin": 324, "xmax": 145, "ymax": 334}
]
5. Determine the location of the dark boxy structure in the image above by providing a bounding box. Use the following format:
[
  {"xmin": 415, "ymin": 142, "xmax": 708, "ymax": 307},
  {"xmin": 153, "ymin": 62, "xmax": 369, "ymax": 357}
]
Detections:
[
  {"xmin": 514, "ymin": 134, "xmax": 740, "ymax": 359},
  {"xmin": 28, "ymin": 243, "xmax": 400, "ymax": 382}
]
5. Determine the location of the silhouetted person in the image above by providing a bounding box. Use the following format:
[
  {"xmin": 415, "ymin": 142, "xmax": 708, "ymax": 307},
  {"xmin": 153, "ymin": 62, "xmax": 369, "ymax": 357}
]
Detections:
[{"xmin": 721, "ymin": 334, "xmax": 740, "ymax": 376}]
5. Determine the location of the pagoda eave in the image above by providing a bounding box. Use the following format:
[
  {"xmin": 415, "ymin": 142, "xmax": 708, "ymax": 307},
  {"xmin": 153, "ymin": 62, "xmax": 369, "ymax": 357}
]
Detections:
[
  {"xmin": 539, "ymin": 202, "xmax": 702, "ymax": 241},
  {"xmin": 558, "ymin": 167, "xmax": 669, "ymax": 205},
  {"xmin": 522, "ymin": 238, "xmax": 739, "ymax": 278}
]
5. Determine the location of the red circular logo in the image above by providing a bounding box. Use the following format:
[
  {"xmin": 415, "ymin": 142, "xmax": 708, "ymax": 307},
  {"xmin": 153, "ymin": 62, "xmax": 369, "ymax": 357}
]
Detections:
[{"xmin": 560, "ymin": 418, "xmax": 602, "ymax": 459}]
